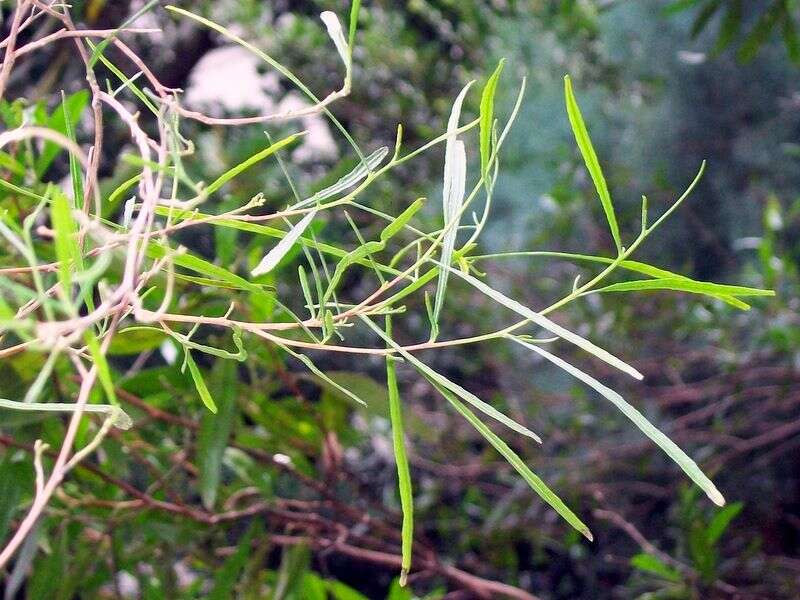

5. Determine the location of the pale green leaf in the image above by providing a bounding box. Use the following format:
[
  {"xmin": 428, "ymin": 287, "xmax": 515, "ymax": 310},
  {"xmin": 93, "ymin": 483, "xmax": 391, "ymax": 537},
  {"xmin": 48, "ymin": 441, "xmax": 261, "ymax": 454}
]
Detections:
[
  {"xmin": 512, "ymin": 338, "xmax": 725, "ymax": 506},
  {"xmin": 564, "ymin": 75, "xmax": 621, "ymax": 252}
]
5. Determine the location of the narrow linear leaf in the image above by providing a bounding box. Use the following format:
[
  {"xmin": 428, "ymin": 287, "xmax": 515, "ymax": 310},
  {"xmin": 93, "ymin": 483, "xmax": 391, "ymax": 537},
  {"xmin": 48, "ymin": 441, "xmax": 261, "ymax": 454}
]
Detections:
[
  {"xmin": 279, "ymin": 343, "xmax": 368, "ymax": 406},
  {"xmin": 50, "ymin": 188, "xmax": 80, "ymax": 297},
  {"xmin": 322, "ymin": 198, "xmax": 424, "ymax": 305},
  {"xmin": 348, "ymin": 0, "xmax": 362, "ymax": 49},
  {"xmin": 448, "ymin": 267, "xmax": 643, "ymax": 380},
  {"xmin": 146, "ymin": 243, "xmax": 274, "ymax": 304},
  {"xmin": 432, "ymin": 109, "xmax": 469, "ymax": 339},
  {"xmin": 380, "ymin": 198, "xmax": 425, "ymax": 243},
  {"xmin": 306, "ymin": 147, "xmax": 388, "ymax": 206},
  {"xmin": 479, "ymin": 59, "xmax": 505, "ymax": 179},
  {"xmin": 34, "ymin": 89, "xmax": 89, "ymax": 177},
  {"xmin": 207, "ymin": 520, "xmax": 261, "ymax": 600},
  {"xmin": 361, "ymin": 316, "xmax": 541, "ymax": 441},
  {"xmin": 513, "ymin": 338, "xmax": 725, "ymax": 507},
  {"xmin": 251, "ymin": 210, "xmax": 318, "ymax": 277},
  {"xmin": 429, "ymin": 378, "xmax": 592, "ymax": 540},
  {"xmin": 198, "ymin": 359, "xmax": 238, "ymax": 509},
  {"xmin": 153, "ymin": 206, "xmax": 400, "ymax": 278},
  {"xmin": 691, "ymin": 0, "xmax": 723, "ymax": 38},
  {"xmin": 595, "ymin": 277, "xmax": 774, "ymax": 301},
  {"xmin": 564, "ymin": 75, "xmax": 621, "ymax": 252},
  {"xmin": 205, "ymin": 134, "xmax": 298, "ymax": 196},
  {"xmin": 737, "ymin": 1, "xmax": 783, "ymax": 63},
  {"xmin": 431, "ymin": 140, "xmax": 467, "ymax": 339},
  {"xmin": 386, "ymin": 318, "xmax": 413, "ymax": 585},
  {"xmin": 61, "ymin": 91, "xmax": 84, "ymax": 207},
  {"xmin": 0, "ymin": 398, "xmax": 132, "ymax": 430},
  {"xmin": 185, "ymin": 351, "xmax": 217, "ymax": 413},
  {"xmin": 85, "ymin": 332, "xmax": 117, "ymax": 405}
]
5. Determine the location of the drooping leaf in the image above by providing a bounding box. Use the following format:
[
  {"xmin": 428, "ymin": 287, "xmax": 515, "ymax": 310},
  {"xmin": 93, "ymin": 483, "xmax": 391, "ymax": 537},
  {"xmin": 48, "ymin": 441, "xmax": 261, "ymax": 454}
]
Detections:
[
  {"xmin": 430, "ymin": 378, "xmax": 592, "ymax": 540},
  {"xmin": 386, "ymin": 318, "xmax": 413, "ymax": 585},
  {"xmin": 184, "ymin": 350, "xmax": 217, "ymax": 413},
  {"xmin": 449, "ymin": 267, "xmax": 643, "ymax": 380},
  {"xmin": 320, "ymin": 11, "xmax": 349, "ymax": 68},
  {"xmin": 513, "ymin": 338, "xmax": 725, "ymax": 507},
  {"xmin": 207, "ymin": 520, "xmax": 261, "ymax": 600},
  {"xmin": 197, "ymin": 359, "xmax": 239, "ymax": 509},
  {"xmin": 361, "ymin": 316, "xmax": 541, "ymax": 441}
]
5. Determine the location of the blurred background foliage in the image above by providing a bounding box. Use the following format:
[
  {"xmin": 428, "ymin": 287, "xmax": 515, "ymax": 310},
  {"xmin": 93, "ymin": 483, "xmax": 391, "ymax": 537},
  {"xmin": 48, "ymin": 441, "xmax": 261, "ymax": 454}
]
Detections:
[{"xmin": 1, "ymin": 0, "xmax": 798, "ymax": 598}]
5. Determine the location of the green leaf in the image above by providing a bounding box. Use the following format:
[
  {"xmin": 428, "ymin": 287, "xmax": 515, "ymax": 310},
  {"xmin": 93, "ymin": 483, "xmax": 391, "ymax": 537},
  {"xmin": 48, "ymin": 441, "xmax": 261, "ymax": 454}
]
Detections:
[
  {"xmin": 321, "ymin": 198, "xmax": 423, "ymax": 306},
  {"xmin": 34, "ymin": 89, "xmax": 89, "ymax": 177},
  {"xmin": 197, "ymin": 359, "xmax": 239, "ymax": 509},
  {"xmin": 361, "ymin": 316, "xmax": 541, "ymax": 442},
  {"xmin": 306, "ymin": 146, "xmax": 388, "ymax": 206},
  {"xmin": 712, "ymin": 0, "xmax": 742, "ymax": 54},
  {"xmin": 706, "ymin": 501, "xmax": 743, "ymax": 546},
  {"xmin": 386, "ymin": 318, "xmax": 413, "ymax": 585},
  {"xmin": 472, "ymin": 251, "xmax": 768, "ymax": 310},
  {"xmin": 153, "ymin": 207, "xmax": 400, "ymax": 278},
  {"xmin": 594, "ymin": 277, "xmax": 773, "ymax": 306},
  {"xmin": 564, "ymin": 75, "xmax": 621, "ymax": 253},
  {"xmin": 737, "ymin": 1, "xmax": 783, "ymax": 63},
  {"xmin": 782, "ymin": 9, "xmax": 800, "ymax": 64},
  {"xmin": 279, "ymin": 344, "xmax": 368, "ymax": 406},
  {"xmin": 50, "ymin": 187, "xmax": 80, "ymax": 298},
  {"xmin": 430, "ymin": 378, "xmax": 592, "ymax": 540},
  {"xmin": 145, "ymin": 242, "xmax": 274, "ymax": 305},
  {"xmin": 690, "ymin": 0, "xmax": 723, "ymax": 38},
  {"xmin": 379, "ymin": 197, "xmax": 424, "ymax": 243},
  {"xmin": 205, "ymin": 134, "xmax": 299, "ymax": 197},
  {"xmin": 326, "ymin": 580, "xmax": 370, "ymax": 600},
  {"xmin": 207, "ymin": 520, "xmax": 261, "ymax": 600},
  {"xmin": 28, "ymin": 530, "xmax": 66, "ymax": 600},
  {"xmin": 449, "ymin": 267, "xmax": 643, "ymax": 380},
  {"xmin": 61, "ymin": 91, "xmax": 84, "ymax": 207},
  {"xmin": 273, "ymin": 543, "xmax": 312, "ymax": 600},
  {"xmin": 513, "ymin": 338, "xmax": 725, "ymax": 507},
  {"xmin": 662, "ymin": 0, "xmax": 702, "ymax": 16},
  {"xmin": 185, "ymin": 350, "xmax": 217, "ymax": 413},
  {"xmin": 0, "ymin": 458, "xmax": 25, "ymax": 541},
  {"xmin": 479, "ymin": 59, "xmax": 505, "ymax": 180},
  {"xmin": 630, "ymin": 553, "xmax": 682, "ymax": 583},
  {"xmin": 85, "ymin": 331, "xmax": 118, "ymax": 405},
  {"xmin": 301, "ymin": 573, "xmax": 328, "ymax": 600},
  {"xmin": 387, "ymin": 578, "xmax": 414, "ymax": 600},
  {"xmin": 348, "ymin": 0, "xmax": 362, "ymax": 50}
]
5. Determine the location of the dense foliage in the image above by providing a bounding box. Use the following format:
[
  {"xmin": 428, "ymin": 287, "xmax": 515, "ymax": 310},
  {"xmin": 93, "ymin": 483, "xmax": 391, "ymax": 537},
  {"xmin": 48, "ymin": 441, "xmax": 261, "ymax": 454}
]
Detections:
[{"xmin": 0, "ymin": 1, "xmax": 797, "ymax": 599}]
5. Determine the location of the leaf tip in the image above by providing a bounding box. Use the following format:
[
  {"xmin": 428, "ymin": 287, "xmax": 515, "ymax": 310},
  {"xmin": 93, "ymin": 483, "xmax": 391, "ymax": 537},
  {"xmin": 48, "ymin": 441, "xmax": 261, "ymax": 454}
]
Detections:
[{"xmin": 708, "ymin": 487, "xmax": 726, "ymax": 507}]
